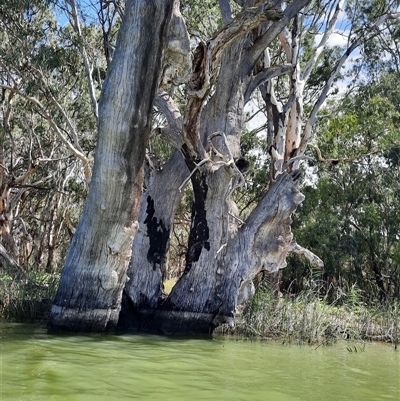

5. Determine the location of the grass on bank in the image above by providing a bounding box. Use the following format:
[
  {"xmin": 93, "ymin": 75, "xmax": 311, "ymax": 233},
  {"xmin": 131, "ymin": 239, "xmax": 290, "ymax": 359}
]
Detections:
[
  {"xmin": 217, "ymin": 282, "xmax": 400, "ymax": 348},
  {"xmin": 1, "ymin": 274, "xmax": 399, "ymax": 349},
  {"xmin": 0, "ymin": 272, "xmax": 59, "ymax": 322}
]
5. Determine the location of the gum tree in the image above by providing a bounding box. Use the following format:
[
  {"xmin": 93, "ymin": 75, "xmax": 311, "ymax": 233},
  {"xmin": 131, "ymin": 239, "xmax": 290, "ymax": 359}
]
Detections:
[
  {"xmin": 0, "ymin": 0, "xmax": 100, "ymax": 274},
  {"xmin": 48, "ymin": 0, "xmax": 175, "ymax": 331},
  {"xmin": 47, "ymin": 0, "xmax": 399, "ymax": 333}
]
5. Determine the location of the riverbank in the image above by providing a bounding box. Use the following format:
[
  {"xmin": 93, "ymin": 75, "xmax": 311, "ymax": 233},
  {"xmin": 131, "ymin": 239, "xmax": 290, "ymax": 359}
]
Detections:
[
  {"xmin": 216, "ymin": 283, "xmax": 400, "ymax": 348},
  {"xmin": 0, "ymin": 272, "xmax": 59, "ymax": 322},
  {"xmin": 1, "ymin": 273, "xmax": 399, "ymax": 348}
]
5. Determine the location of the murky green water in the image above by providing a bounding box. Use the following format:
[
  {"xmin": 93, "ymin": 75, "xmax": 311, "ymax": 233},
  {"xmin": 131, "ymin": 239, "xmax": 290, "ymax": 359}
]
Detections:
[{"xmin": 1, "ymin": 323, "xmax": 399, "ymax": 401}]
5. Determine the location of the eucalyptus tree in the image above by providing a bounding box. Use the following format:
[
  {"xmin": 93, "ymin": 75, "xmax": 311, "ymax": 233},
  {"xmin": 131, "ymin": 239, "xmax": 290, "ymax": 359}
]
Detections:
[
  {"xmin": 286, "ymin": 73, "xmax": 400, "ymax": 303},
  {"xmin": 46, "ymin": 0, "xmax": 399, "ymax": 334},
  {"xmin": 120, "ymin": 0, "xmax": 399, "ymax": 334},
  {"xmin": 49, "ymin": 0, "xmax": 175, "ymax": 332},
  {"xmin": 0, "ymin": 0, "xmax": 110, "ymax": 276}
]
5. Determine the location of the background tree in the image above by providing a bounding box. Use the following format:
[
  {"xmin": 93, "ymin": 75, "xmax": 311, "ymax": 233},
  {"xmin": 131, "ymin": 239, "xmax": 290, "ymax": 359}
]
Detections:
[
  {"xmin": 0, "ymin": 0, "xmax": 100, "ymax": 277},
  {"xmin": 284, "ymin": 73, "xmax": 400, "ymax": 303}
]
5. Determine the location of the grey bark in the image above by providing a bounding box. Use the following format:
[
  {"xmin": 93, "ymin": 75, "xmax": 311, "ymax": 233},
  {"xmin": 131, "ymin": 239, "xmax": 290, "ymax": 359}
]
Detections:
[
  {"xmin": 119, "ymin": 0, "xmax": 311, "ymax": 335},
  {"xmin": 48, "ymin": 0, "xmax": 174, "ymax": 333},
  {"xmin": 119, "ymin": 151, "xmax": 189, "ymax": 329},
  {"xmin": 0, "ymin": 243, "xmax": 25, "ymax": 279}
]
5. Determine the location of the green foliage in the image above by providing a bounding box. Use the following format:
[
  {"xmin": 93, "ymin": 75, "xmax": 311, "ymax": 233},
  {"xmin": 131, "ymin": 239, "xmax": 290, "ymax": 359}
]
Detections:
[
  {"xmin": 180, "ymin": 0, "xmax": 223, "ymax": 41},
  {"xmin": 0, "ymin": 0, "xmax": 105, "ymax": 277},
  {"xmin": 286, "ymin": 72, "xmax": 400, "ymax": 303}
]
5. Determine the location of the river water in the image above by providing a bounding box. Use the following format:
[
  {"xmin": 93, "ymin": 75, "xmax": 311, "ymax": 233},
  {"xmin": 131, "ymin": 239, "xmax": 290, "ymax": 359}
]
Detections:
[{"xmin": 1, "ymin": 323, "xmax": 399, "ymax": 401}]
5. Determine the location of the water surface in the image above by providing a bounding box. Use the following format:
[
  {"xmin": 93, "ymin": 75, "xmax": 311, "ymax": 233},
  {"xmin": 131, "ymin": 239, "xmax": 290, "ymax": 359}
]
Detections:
[{"xmin": 1, "ymin": 323, "xmax": 399, "ymax": 401}]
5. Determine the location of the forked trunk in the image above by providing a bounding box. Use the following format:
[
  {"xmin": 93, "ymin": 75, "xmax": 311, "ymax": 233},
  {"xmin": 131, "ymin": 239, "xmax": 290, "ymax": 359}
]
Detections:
[{"xmin": 169, "ymin": 172, "xmax": 303, "ymax": 334}]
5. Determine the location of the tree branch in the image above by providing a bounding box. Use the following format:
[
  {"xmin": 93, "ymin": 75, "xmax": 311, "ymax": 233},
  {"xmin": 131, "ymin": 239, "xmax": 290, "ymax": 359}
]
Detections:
[
  {"xmin": 0, "ymin": 243, "xmax": 25, "ymax": 278},
  {"xmin": 289, "ymin": 242, "xmax": 324, "ymax": 268},
  {"xmin": 298, "ymin": 40, "xmax": 359, "ymax": 156},
  {"xmin": 244, "ymin": 64, "xmax": 294, "ymax": 103},
  {"xmin": 219, "ymin": 0, "xmax": 233, "ymax": 24},
  {"xmin": 301, "ymin": 0, "xmax": 345, "ymax": 82},
  {"xmin": 0, "ymin": 85, "xmax": 91, "ymax": 182},
  {"xmin": 154, "ymin": 90, "xmax": 184, "ymax": 149},
  {"xmin": 210, "ymin": 1, "xmax": 284, "ymax": 69},
  {"xmin": 65, "ymin": 0, "xmax": 99, "ymax": 121},
  {"xmin": 242, "ymin": 0, "xmax": 312, "ymax": 78},
  {"xmin": 298, "ymin": 12, "xmax": 400, "ymax": 159}
]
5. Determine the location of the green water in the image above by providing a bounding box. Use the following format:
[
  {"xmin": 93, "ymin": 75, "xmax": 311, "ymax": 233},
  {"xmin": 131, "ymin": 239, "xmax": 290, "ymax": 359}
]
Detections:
[{"xmin": 1, "ymin": 323, "xmax": 399, "ymax": 401}]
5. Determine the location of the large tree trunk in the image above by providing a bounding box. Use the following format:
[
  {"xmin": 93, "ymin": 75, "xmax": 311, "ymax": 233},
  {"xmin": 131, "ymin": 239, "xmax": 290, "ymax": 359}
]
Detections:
[
  {"xmin": 48, "ymin": 0, "xmax": 174, "ymax": 333},
  {"xmin": 119, "ymin": 151, "xmax": 189, "ymax": 328},
  {"xmin": 156, "ymin": 171, "xmax": 303, "ymax": 334},
  {"xmin": 119, "ymin": 1, "xmax": 309, "ymax": 334}
]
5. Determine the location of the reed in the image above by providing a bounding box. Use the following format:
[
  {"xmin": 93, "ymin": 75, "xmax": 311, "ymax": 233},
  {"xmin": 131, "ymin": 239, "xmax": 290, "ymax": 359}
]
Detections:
[
  {"xmin": 219, "ymin": 282, "xmax": 400, "ymax": 347},
  {"xmin": 1, "ymin": 272, "xmax": 399, "ymax": 347},
  {"xmin": 0, "ymin": 272, "xmax": 59, "ymax": 322}
]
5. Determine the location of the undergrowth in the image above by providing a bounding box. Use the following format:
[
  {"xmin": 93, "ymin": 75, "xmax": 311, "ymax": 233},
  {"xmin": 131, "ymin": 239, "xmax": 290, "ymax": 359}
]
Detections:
[
  {"xmin": 217, "ymin": 282, "xmax": 400, "ymax": 348},
  {"xmin": 0, "ymin": 272, "xmax": 59, "ymax": 322},
  {"xmin": 2, "ymin": 272, "xmax": 399, "ymax": 350}
]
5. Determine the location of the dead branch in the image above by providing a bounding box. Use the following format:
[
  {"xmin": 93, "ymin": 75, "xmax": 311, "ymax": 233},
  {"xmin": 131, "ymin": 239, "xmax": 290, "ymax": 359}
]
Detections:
[
  {"xmin": 244, "ymin": 64, "xmax": 294, "ymax": 103},
  {"xmin": 289, "ymin": 242, "xmax": 324, "ymax": 269},
  {"xmin": 210, "ymin": 1, "xmax": 284, "ymax": 68},
  {"xmin": 65, "ymin": 0, "xmax": 99, "ymax": 120}
]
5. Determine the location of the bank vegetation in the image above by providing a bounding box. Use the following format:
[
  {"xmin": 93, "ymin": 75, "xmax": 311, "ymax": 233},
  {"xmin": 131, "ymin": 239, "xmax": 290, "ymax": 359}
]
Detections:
[{"xmin": 0, "ymin": 1, "xmax": 400, "ymax": 337}]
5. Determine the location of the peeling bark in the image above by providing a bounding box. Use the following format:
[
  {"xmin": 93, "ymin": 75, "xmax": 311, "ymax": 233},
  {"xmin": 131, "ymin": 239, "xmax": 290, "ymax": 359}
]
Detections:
[
  {"xmin": 52, "ymin": 0, "xmax": 317, "ymax": 335},
  {"xmin": 119, "ymin": 151, "xmax": 188, "ymax": 329},
  {"xmin": 133, "ymin": 171, "xmax": 304, "ymax": 335},
  {"xmin": 119, "ymin": 0, "xmax": 311, "ymax": 335}
]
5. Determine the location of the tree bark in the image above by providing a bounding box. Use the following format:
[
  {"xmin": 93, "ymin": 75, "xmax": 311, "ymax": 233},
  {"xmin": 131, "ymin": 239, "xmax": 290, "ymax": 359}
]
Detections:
[
  {"xmin": 48, "ymin": 0, "xmax": 174, "ymax": 333},
  {"xmin": 149, "ymin": 171, "xmax": 304, "ymax": 334},
  {"xmin": 119, "ymin": 0, "xmax": 311, "ymax": 335},
  {"xmin": 119, "ymin": 151, "xmax": 189, "ymax": 329}
]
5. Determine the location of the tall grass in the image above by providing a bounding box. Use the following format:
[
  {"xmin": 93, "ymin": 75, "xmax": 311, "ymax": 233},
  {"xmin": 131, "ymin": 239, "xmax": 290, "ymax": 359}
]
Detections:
[
  {"xmin": 2, "ymin": 272, "xmax": 399, "ymax": 349},
  {"xmin": 220, "ymin": 282, "xmax": 400, "ymax": 347},
  {"xmin": 0, "ymin": 272, "xmax": 59, "ymax": 322}
]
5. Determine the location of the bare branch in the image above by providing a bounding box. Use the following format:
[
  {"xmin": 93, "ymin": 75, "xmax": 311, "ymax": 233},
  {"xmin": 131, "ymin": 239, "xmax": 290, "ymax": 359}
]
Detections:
[
  {"xmin": 65, "ymin": 0, "xmax": 99, "ymax": 121},
  {"xmin": 219, "ymin": 0, "xmax": 233, "ymax": 24},
  {"xmin": 154, "ymin": 90, "xmax": 184, "ymax": 149},
  {"xmin": 0, "ymin": 85, "xmax": 91, "ymax": 182},
  {"xmin": 179, "ymin": 158, "xmax": 209, "ymax": 192},
  {"xmin": 210, "ymin": 1, "xmax": 284, "ymax": 68},
  {"xmin": 294, "ymin": 8, "xmax": 400, "ymax": 167},
  {"xmin": 13, "ymin": 164, "xmax": 36, "ymax": 184},
  {"xmin": 297, "ymin": 40, "xmax": 359, "ymax": 156},
  {"xmin": 302, "ymin": 0, "xmax": 345, "ymax": 82},
  {"xmin": 0, "ymin": 243, "xmax": 25, "ymax": 277},
  {"xmin": 289, "ymin": 242, "xmax": 324, "ymax": 268},
  {"xmin": 243, "ymin": 0, "xmax": 312, "ymax": 77},
  {"xmin": 244, "ymin": 64, "xmax": 294, "ymax": 103}
]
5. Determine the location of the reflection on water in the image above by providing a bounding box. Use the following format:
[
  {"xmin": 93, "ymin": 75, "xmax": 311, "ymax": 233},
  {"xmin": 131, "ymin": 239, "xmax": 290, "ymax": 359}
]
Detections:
[{"xmin": 1, "ymin": 322, "xmax": 399, "ymax": 401}]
